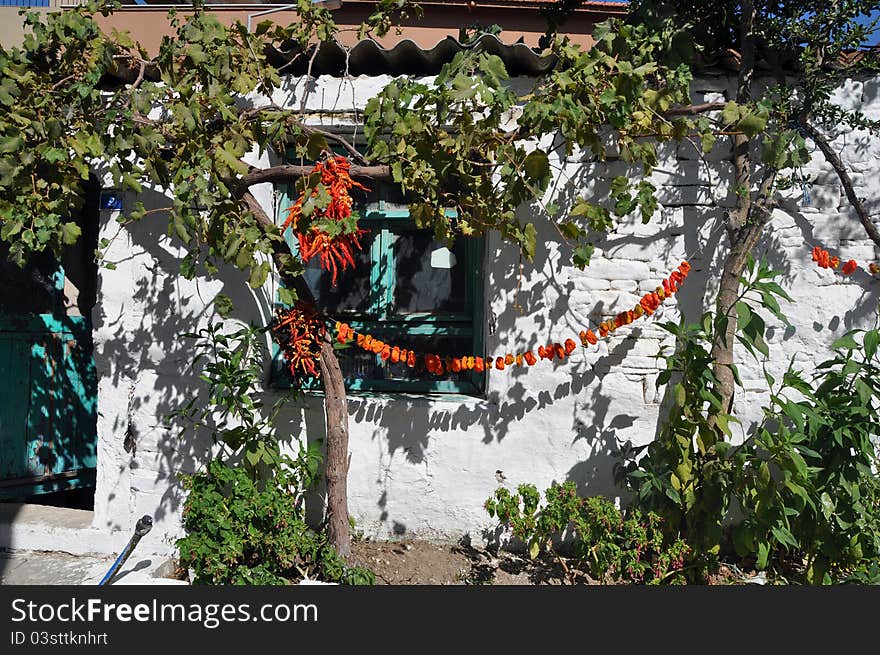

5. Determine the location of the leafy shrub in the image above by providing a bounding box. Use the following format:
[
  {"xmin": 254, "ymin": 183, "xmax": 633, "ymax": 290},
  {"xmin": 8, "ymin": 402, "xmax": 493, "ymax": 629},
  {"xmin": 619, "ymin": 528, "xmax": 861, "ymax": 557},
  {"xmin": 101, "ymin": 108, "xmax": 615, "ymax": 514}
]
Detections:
[
  {"xmin": 615, "ymin": 255, "xmax": 880, "ymax": 584},
  {"xmin": 171, "ymin": 320, "xmax": 373, "ymax": 585},
  {"xmin": 485, "ymin": 481, "xmax": 690, "ymax": 584},
  {"xmin": 614, "ymin": 257, "xmax": 793, "ymax": 572},
  {"xmin": 169, "ymin": 322, "xmax": 289, "ymax": 479},
  {"xmin": 178, "ymin": 458, "xmax": 374, "ymax": 585},
  {"xmin": 731, "ymin": 328, "xmax": 880, "ymax": 584}
]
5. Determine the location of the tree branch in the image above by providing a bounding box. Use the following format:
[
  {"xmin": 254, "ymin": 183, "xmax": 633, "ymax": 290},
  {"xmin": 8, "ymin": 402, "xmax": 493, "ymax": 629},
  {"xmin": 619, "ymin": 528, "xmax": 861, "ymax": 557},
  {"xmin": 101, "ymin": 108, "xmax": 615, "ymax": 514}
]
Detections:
[
  {"xmin": 665, "ymin": 102, "xmax": 727, "ymax": 117},
  {"xmin": 802, "ymin": 121, "xmax": 880, "ymax": 249},
  {"xmin": 239, "ymin": 163, "xmax": 392, "ymax": 188}
]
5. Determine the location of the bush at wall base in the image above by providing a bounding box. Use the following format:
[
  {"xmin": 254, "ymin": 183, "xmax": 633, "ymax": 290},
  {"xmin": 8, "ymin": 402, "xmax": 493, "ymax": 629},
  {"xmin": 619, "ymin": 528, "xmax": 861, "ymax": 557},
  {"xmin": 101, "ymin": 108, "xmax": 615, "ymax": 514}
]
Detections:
[{"xmin": 177, "ymin": 458, "xmax": 374, "ymax": 585}]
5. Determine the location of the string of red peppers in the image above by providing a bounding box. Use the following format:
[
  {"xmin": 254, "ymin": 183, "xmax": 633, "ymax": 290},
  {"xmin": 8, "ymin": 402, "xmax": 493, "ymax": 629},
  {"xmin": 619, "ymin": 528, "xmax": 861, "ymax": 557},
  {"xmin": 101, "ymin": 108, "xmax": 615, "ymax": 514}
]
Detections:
[
  {"xmin": 332, "ymin": 261, "xmax": 692, "ymax": 376},
  {"xmin": 282, "ymin": 156, "xmax": 369, "ymax": 285},
  {"xmin": 811, "ymin": 245, "xmax": 880, "ymax": 277}
]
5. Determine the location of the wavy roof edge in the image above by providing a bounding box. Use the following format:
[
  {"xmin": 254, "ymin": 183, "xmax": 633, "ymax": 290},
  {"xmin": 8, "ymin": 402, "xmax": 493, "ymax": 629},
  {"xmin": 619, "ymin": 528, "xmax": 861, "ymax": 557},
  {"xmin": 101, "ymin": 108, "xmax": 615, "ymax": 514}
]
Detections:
[
  {"xmin": 264, "ymin": 34, "xmax": 880, "ymax": 79},
  {"xmin": 266, "ymin": 33, "xmax": 558, "ymax": 77}
]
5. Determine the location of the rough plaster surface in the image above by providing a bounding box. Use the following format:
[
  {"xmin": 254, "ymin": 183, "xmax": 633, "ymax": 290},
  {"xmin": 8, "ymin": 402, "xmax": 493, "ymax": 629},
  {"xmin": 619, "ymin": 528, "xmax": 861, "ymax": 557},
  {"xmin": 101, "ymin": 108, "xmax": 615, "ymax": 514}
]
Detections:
[{"xmin": 83, "ymin": 74, "xmax": 880, "ymax": 554}]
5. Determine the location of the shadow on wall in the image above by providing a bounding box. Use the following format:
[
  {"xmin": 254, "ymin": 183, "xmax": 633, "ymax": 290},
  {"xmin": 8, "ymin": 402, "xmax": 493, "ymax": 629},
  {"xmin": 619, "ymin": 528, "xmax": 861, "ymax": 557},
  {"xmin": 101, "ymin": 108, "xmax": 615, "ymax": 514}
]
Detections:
[
  {"xmin": 341, "ymin": 195, "xmax": 732, "ymax": 537},
  {"xmin": 90, "ymin": 186, "xmax": 278, "ymax": 535}
]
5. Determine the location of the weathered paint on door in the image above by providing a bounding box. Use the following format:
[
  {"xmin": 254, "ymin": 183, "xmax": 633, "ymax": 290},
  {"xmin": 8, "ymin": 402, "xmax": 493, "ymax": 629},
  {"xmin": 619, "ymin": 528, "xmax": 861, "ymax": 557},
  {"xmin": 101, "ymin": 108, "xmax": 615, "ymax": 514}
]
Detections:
[{"xmin": 0, "ymin": 263, "xmax": 97, "ymax": 498}]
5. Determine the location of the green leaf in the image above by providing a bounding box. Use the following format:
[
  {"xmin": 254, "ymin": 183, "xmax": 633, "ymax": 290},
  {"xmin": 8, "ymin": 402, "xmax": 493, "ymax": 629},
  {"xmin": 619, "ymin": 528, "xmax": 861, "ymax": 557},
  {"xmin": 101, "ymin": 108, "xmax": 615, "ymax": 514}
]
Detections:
[
  {"xmin": 832, "ymin": 332, "xmax": 860, "ymax": 351},
  {"xmin": 572, "ymin": 244, "xmax": 594, "ymax": 269},
  {"xmin": 522, "ymin": 222, "xmax": 537, "ymax": 260},
  {"xmin": 770, "ymin": 525, "xmax": 799, "ymax": 550},
  {"xmin": 0, "ymin": 135, "xmax": 22, "ymax": 154},
  {"xmin": 737, "ymin": 113, "xmax": 767, "ymax": 138},
  {"xmin": 214, "ymin": 293, "xmax": 234, "ymax": 318},
  {"xmin": 60, "ymin": 221, "xmax": 82, "ymax": 245},
  {"xmin": 528, "ymin": 540, "xmax": 540, "ymax": 560},
  {"xmin": 522, "ymin": 150, "xmax": 551, "ymax": 190},
  {"xmin": 248, "ymin": 261, "xmax": 270, "ymax": 289},
  {"xmin": 277, "ymin": 286, "xmax": 297, "ymax": 307},
  {"xmin": 864, "ymin": 330, "xmax": 878, "ymax": 359}
]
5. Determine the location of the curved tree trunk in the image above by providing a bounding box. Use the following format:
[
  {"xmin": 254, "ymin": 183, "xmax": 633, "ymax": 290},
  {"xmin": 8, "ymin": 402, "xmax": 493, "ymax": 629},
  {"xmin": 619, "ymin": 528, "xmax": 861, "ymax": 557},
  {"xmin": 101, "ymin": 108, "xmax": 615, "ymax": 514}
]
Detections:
[
  {"xmin": 710, "ymin": 0, "xmax": 757, "ymax": 417},
  {"xmin": 241, "ymin": 189, "xmax": 351, "ymax": 557},
  {"xmin": 318, "ymin": 340, "xmax": 351, "ymax": 558}
]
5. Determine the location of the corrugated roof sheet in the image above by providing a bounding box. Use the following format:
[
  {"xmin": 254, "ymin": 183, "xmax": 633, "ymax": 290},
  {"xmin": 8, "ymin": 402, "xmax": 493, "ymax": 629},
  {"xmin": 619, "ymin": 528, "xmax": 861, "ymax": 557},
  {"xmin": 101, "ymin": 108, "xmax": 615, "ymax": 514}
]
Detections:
[{"xmin": 266, "ymin": 33, "xmax": 557, "ymax": 76}]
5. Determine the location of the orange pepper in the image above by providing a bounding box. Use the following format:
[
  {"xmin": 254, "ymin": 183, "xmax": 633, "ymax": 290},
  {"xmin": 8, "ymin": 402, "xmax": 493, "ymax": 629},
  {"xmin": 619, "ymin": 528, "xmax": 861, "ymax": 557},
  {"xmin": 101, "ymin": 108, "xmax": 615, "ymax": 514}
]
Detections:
[
  {"xmin": 505, "ymin": 353, "xmax": 514, "ymax": 366},
  {"xmin": 564, "ymin": 338, "xmax": 576, "ymax": 355},
  {"xmin": 554, "ymin": 343, "xmax": 566, "ymax": 359},
  {"xmin": 475, "ymin": 356, "xmax": 485, "ymax": 372},
  {"xmin": 524, "ymin": 351, "xmax": 537, "ymax": 366},
  {"xmin": 495, "ymin": 357, "xmax": 505, "ymax": 370}
]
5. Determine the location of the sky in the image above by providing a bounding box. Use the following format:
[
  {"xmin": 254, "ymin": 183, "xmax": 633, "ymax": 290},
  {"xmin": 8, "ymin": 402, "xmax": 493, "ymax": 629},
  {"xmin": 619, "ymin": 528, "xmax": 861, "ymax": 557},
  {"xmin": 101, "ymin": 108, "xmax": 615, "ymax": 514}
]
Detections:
[{"xmin": 856, "ymin": 10, "xmax": 880, "ymax": 46}]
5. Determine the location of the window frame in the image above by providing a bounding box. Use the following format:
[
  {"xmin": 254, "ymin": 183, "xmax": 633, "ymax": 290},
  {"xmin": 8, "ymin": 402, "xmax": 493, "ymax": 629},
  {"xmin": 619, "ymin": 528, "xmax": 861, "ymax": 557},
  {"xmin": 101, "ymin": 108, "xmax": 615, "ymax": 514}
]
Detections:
[{"xmin": 269, "ymin": 187, "xmax": 486, "ymax": 396}]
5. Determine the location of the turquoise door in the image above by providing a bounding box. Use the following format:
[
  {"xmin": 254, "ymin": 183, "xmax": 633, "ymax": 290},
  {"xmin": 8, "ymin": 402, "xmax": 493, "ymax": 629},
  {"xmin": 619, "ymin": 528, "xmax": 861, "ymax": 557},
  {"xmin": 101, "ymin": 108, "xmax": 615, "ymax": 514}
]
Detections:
[{"xmin": 0, "ymin": 257, "xmax": 97, "ymax": 498}]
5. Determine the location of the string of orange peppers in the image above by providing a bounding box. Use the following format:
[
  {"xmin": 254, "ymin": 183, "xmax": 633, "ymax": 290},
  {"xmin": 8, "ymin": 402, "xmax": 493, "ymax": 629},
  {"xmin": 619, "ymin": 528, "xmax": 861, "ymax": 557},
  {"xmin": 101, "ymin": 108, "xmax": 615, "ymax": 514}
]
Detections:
[
  {"xmin": 282, "ymin": 156, "xmax": 369, "ymax": 285},
  {"xmin": 811, "ymin": 245, "xmax": 880, "ymax": 277},
  {"xmin": 333, "ymin": 261, "xmax": 692, "ymax": 376}
]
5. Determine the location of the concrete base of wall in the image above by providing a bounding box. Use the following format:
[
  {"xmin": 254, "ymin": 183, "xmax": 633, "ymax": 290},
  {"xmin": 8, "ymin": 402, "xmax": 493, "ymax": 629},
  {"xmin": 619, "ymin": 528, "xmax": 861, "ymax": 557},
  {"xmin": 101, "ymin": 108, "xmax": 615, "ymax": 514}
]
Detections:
[{"xmin": 0, "ymin": 502, "xmax": 171, "ymax": 558}]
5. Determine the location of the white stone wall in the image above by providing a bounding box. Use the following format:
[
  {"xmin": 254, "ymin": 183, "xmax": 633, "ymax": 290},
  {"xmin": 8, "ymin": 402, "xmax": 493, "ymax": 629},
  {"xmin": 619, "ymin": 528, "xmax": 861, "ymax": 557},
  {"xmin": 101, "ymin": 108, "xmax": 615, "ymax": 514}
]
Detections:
[{"xmin": 89, "ymin": 74, "xmax": 880, "ymax": 553}]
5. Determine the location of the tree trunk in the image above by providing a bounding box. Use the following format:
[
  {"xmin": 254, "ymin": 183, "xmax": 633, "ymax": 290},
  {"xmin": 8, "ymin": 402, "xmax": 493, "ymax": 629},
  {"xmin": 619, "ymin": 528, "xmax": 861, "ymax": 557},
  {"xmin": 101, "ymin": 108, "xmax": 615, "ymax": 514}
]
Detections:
[
  {"xmin": 240, "ymin": 189, "xmax": 352, "ymax": 557},
  {"xmin": 318, "ymin": 340, "xmax": 351, "ymax": 558},
  {"xmin": 710, "ymin": 0, "xmax": 757, "ymax": 417}
]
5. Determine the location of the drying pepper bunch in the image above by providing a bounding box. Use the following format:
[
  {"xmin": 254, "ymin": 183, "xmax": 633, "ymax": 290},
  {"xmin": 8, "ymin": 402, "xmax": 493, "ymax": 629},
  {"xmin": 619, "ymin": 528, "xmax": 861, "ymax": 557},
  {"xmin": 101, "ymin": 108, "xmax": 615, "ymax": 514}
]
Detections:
[
  {"xmin": 271, "ymin": 302, "xmax": 326, "ymax": 380},
  {"xmin": 332, "ymin": 262, "xmax": 692, "ymax": 377},
  {"xmin": 282, "ymin": 156, "xmax": 369, "ymax": 285},
  {"xmin": 811, "ymin": 245, "xmax": 861, "ymax": 275}
]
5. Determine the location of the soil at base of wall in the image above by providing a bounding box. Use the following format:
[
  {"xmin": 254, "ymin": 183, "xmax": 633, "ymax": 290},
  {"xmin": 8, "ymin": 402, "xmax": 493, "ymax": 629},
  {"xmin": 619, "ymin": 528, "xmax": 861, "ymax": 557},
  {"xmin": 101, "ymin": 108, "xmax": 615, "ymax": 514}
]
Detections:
[{"xmin": 348, "ymin": 539, "xmax": 747, "ymax": 585}]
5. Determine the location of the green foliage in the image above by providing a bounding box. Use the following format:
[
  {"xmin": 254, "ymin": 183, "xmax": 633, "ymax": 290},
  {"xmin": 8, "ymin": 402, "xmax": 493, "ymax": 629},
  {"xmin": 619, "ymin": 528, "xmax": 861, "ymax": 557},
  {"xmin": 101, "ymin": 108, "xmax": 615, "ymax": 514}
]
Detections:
[
  {"xmin": 363, "ymin": 17, "xmax": 705, "ymax": 265},
  {"xmin": 732, "ymin": 327, "xmax": 880, "ymax": 584},
  {"xmin": 614, "ymin": 257, "xmax": 793, "ymax": 569},
  {"xmin": 485, "ymin": 482, "xmax": 690, "ymax": 584},
  {"xmin": 178, "ymin": 458, "xmax": 374, "ymax": 585},
  {"xmin": 170, "ymin": 320, "xmax": 373, "ymax": 585},
  {"xmin": 168, "ymin": 322, "xmax": 291, "ymax": 479},
  {"xmin": 618, "ymin": 262, "xmax": 880, "ymax": 584}
]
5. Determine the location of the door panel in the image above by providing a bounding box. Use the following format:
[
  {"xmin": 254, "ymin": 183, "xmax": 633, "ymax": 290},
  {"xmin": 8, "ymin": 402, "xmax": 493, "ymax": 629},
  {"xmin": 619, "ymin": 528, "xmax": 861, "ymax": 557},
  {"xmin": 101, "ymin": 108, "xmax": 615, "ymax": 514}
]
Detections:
[{"xmin": 0, "ymin": 262, "xmax": 97, "ymax": 497}]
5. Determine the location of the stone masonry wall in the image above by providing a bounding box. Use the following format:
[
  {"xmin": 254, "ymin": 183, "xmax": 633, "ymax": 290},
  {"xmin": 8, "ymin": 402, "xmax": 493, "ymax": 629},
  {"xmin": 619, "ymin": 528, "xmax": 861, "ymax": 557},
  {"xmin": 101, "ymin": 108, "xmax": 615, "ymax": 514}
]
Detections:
[{"xmin": 89, "ymin": 73, "xmax": 880, "ymax": 553}]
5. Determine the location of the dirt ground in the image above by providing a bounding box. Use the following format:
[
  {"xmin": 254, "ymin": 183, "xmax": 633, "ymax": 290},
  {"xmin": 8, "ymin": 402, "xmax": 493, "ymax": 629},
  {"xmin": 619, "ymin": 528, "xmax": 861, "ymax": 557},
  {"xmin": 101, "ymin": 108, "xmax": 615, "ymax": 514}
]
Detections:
[
  {"xmin": 348, "ymin": 538, "xmax": 752, "ymax": 585},
  {"xmin": 349, "ymin": 538, "xmax": 557, "ymax": 585}
]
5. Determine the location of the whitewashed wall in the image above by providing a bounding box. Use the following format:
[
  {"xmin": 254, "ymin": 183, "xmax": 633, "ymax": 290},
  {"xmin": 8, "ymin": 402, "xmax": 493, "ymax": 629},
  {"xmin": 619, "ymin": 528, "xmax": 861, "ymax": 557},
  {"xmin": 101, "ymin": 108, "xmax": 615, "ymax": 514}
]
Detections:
[{"xmin": 90, "ymin": 73, "xmax": 880, "ymax": 553}]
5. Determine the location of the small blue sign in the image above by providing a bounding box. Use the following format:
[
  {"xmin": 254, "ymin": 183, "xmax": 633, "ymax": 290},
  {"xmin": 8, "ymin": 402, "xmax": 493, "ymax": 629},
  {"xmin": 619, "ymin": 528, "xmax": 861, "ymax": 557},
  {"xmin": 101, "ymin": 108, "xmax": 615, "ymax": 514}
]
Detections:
[{"xmin": 99, "ymin": 191, "xmax": 124, "ymax": 211}]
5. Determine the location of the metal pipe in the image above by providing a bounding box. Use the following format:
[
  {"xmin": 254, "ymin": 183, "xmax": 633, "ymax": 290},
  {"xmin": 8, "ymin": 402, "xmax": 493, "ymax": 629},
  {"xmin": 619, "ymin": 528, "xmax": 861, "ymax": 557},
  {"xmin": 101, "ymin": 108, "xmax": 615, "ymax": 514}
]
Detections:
[{"xmin": 97, "ymin": 515, "xmax": 154, "ymax": 586}]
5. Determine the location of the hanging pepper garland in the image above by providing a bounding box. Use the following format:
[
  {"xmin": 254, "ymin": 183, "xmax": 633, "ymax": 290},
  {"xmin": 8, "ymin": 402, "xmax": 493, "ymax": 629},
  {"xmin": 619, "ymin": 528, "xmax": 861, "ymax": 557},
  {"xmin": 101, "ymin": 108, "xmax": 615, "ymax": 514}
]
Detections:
[
  {"xmin": 282, "ymin": 156, "xmax": 370, "ymax": 285},
  {"xmin": 810, "ymin": 245, "xmax": 879, "ymax": 277},
  {"xmin": 272, "ymin": 156, "xmax": 696, "ymax": 379},
  {"xmin": 331, "ymin": 261, "xmax": 692, "ymax": 377}
]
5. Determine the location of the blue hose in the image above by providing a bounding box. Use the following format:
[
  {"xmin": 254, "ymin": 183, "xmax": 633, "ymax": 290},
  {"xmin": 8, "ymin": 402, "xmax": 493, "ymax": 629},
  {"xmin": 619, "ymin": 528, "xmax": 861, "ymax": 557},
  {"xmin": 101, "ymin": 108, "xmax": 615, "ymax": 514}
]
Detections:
[{"xmin": 98, "ymin": 515, "xmax": 153, "ymax": 586}]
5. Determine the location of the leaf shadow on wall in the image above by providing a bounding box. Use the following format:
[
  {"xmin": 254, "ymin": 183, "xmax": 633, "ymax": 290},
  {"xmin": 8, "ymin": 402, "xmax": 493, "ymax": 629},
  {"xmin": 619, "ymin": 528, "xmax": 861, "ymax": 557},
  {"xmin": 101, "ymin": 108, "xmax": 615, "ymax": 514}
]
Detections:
[
  {"xmin": 89, "ymin": 186, "xmax": 294, "ymax": 537},
  {"xmin": 344, "ymin": 196, "xmax": 720, "ymax": 538}
]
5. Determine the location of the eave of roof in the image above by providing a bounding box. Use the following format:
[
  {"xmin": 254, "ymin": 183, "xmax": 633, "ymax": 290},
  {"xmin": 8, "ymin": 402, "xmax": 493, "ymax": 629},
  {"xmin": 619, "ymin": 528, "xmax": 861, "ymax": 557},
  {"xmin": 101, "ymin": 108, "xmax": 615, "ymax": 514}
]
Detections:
[{"xmin": 266, "ymin": 32, "xmax": 558, "ymax": 76}]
